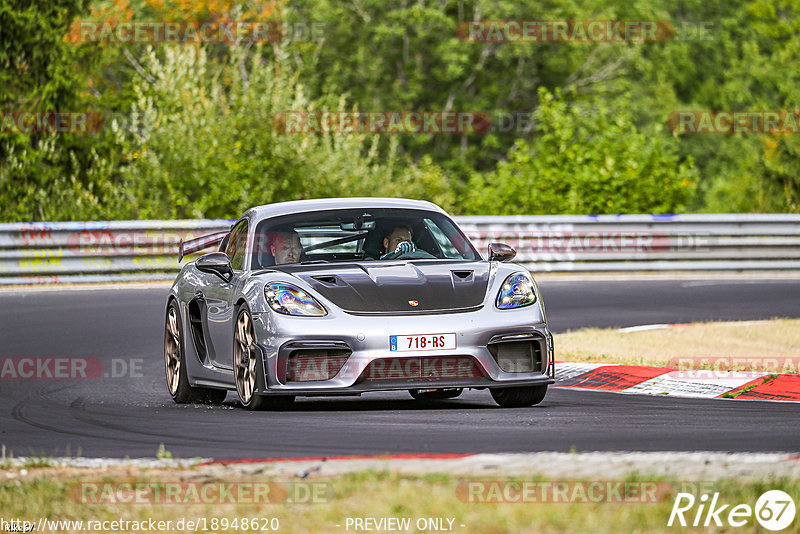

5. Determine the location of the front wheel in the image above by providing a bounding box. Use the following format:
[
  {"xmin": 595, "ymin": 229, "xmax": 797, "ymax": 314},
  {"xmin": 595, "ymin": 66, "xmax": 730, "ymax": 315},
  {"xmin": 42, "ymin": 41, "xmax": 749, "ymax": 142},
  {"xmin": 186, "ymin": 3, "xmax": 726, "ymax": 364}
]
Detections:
[
  {"xmin": 233, "ymin": 307, "xmax": 294, "ymax": 411},
  {"xmin": 164, "ymin": 301, "xmax": 227, "ymax": 404},
  {"xmin": 490, "ymin": 385, "xmax": 547, "ymax": 408}
]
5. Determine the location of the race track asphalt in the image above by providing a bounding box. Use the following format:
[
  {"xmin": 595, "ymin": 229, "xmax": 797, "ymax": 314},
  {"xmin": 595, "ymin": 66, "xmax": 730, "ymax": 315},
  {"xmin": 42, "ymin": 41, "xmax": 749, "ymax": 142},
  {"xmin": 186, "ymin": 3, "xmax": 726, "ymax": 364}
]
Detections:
[{"xmin": 0, "ymin": 279, "xmax": 798, "ymax": 459}]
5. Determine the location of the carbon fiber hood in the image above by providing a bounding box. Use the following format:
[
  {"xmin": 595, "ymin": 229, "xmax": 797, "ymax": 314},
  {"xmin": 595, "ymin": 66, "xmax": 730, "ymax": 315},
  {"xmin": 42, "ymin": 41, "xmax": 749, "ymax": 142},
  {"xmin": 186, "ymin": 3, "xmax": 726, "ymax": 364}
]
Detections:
[{"xmin": 274, "ymin": 261, "xmax": 490, "ymax": 314}]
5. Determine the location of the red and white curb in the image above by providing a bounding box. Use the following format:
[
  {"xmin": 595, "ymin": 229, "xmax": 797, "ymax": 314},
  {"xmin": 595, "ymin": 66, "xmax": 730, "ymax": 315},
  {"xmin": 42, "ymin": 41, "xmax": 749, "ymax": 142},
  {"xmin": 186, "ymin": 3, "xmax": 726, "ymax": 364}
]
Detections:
[{"xmin": 555, "ymin": 362, "xmax": 800, "ymax": 401}]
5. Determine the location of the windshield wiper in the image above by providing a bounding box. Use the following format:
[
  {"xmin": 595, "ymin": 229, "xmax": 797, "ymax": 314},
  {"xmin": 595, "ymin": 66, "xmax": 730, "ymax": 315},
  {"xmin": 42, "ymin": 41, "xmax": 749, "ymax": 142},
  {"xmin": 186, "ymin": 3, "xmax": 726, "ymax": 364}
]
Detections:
[{"xmin": 300, "ymin": 259, "xmax": 329, "ymax": 264}]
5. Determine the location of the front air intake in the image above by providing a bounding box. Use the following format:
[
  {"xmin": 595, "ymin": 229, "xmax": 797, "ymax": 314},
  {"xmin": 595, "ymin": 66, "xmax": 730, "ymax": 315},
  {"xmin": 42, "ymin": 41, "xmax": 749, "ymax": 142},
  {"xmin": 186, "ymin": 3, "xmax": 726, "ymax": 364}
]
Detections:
[
  {"xmin": 487, "ymin": 338, "xmax": 544, "ymax": 373},
  {"xmin": 285, "ymin": 350, "xmax": 350, "ymax": 382},
  {"xmin": 276, "ymin": 341, "xmax": 352, "ymax": 383}
]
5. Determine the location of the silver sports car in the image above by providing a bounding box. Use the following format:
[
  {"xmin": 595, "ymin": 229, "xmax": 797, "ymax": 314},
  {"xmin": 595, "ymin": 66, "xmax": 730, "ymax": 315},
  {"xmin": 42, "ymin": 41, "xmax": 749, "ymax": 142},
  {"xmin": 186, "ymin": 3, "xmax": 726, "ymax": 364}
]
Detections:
[{"xmin": 164, "ymin": 198, "xmax": 554, "ymax": 410}]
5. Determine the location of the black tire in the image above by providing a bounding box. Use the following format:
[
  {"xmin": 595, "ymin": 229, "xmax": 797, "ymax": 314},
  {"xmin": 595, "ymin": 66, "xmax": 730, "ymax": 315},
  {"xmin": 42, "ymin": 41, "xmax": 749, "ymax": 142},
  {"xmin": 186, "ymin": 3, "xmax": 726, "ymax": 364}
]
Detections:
[
  {"xmin": 490, "ymin": 385, "xmax": 548, "ymax": 408},
  {"xmin": 164, "ymin": 300, "xmax": 227, "ymax": 404},
  {"xmin": 409, "ymin": 388, "xmax": 463, "ymax": 400},
  {"xmin": 233, "ymin": 306, "xmax": 294, "ymax": 411},
  {"xmin": 199, "ymin": 388, "xmax": 228, "ymax": 404},
  {"xmin": 260, "ymin": 395, "xmax": 296, "ymax": 410}
]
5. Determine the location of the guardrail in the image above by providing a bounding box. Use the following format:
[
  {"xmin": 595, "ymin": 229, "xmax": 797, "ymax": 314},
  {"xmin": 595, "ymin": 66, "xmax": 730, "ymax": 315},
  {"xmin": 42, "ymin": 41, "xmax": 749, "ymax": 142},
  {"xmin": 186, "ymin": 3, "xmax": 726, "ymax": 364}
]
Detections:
[
  {"xmin": 457, "ymin": 214, "xmax": 800, "ymax": 272},
  {"xmin": 0, "ymin": 220, "xmax": 233, "ymax": 285},
  {"xmin": 0, "ymin": 214, "xmax": 798, "ymax": 284}
]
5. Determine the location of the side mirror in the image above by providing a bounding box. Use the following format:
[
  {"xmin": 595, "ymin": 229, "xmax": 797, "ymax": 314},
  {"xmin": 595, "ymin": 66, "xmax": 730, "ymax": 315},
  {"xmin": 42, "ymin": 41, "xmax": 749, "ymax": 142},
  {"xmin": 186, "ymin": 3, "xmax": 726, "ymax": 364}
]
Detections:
[
  {"xmin": 196, "ymin": 252, "xmax": 234, "ymax": 282},
  {"xmin": 488, "ymin": 242, "xmax": 516, "ymax": 262}
]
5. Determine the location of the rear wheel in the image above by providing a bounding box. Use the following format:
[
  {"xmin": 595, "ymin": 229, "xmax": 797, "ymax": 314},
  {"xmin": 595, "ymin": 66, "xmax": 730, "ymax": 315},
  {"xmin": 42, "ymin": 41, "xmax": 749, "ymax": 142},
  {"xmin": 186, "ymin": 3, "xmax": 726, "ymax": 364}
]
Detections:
[
  {"xmin": 490, "ymin": 385, "xmax": 547, "ymax": 408},
  {"xmin": 233, "ymin": 307, "xmax": 294, "ymax": 411},
  {"xmin": 409, "ymin": 388, "xmax": 463, "ymax": 400},
  {"xmin": 164, "ymin": 301, "xmax": 227, "ymax": 404}
]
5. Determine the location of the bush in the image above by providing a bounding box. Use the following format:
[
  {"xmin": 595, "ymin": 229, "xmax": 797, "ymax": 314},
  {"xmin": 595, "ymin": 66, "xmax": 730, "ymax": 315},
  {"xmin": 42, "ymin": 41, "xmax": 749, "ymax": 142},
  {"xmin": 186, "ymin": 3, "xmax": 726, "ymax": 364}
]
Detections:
[
  {"xmin": 114, "ymin": 45, "xmax": 454, "ymax": 219},
  {"xmin": 462, "ymin": 88, "xmax": 697, "ymax": 215}
]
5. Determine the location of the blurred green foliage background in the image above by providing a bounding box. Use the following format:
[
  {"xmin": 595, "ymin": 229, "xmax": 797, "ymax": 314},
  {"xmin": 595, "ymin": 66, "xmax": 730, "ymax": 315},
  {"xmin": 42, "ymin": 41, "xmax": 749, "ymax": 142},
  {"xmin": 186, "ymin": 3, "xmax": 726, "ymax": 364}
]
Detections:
[{"xmin": 1, "ymin": 0, "xmax": 798, "ymax": 220}]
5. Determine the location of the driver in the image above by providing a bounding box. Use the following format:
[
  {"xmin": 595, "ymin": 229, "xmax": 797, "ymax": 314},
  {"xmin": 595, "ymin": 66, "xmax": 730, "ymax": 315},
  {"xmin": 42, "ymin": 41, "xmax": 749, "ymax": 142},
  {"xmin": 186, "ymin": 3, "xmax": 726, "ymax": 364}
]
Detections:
[
  {"xmin": 271, "ymin": 231, "xmax": 302, "ymax": 265},
  {"xmin": 380, "ymin": 225, "xmax": 416, "ymax": 259}
]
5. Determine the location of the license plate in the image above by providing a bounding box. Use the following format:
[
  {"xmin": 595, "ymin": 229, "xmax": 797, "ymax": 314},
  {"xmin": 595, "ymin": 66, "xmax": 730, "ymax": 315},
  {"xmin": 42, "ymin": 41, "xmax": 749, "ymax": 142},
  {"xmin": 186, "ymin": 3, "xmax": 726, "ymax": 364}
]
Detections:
[{"xmin": 389, "ymin": 333, "xmax": 456, "ymax": 352}]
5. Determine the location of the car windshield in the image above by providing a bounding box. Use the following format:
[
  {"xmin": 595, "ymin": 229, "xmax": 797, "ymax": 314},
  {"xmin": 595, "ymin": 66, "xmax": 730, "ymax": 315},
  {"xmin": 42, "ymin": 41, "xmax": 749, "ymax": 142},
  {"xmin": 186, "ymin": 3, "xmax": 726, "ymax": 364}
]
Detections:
[{"xmin": 251, "ymin": 208, "xmax": 480, "ymax": 268}]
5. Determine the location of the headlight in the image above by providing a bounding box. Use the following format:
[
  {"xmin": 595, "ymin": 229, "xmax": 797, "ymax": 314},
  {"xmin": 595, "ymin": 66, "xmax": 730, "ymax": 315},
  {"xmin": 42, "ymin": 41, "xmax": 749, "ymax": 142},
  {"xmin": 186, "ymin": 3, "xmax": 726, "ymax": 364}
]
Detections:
[
  {"xmin": 496, "ymin": 273, "xmax": 537, "ymax": 309},
  {"xmin": 264, "ymin": 282, "xmax": 327, "ymax": 316}
]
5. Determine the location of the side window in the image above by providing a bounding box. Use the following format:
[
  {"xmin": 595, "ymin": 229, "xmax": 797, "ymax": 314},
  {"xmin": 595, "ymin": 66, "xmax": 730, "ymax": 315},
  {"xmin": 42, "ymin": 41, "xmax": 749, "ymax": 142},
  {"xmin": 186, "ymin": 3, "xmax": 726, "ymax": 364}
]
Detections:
[
  {"xmin": 218, "ymin": 233, "xmax": 230, "ymax": 252},
  {"xmin": 425, "ymin": 218, "xmax": 461, "ymax": 258},
  {"xmin": 226, "ymin": 220, "xmax": 249, "ymax": 271}
]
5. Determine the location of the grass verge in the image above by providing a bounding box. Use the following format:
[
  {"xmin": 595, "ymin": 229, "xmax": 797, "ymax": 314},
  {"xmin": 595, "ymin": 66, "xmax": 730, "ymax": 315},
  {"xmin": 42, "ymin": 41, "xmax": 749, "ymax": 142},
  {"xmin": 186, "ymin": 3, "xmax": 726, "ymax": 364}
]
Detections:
[
  {"xmin": 1, "ymin": 469, "xmax": 799, "ymax": 533},
  {"xmin": 555, "ymin": 318, "xmax": 800, "ymax": 370}
]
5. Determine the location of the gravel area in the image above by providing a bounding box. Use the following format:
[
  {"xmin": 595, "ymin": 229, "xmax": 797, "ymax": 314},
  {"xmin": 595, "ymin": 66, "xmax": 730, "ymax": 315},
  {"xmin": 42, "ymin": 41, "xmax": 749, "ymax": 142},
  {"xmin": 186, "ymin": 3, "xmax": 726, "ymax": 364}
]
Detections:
[{"xmin": 3, "ymin": 452, "xmax": 799, "ymax": 481}]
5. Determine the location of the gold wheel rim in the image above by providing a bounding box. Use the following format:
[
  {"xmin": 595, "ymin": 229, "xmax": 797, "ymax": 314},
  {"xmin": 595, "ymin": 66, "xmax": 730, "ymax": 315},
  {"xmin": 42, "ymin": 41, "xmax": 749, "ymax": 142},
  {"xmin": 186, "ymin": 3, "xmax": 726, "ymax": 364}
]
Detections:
[
  {"xmin": 234, "ymin": 311, "xmax": 257, "ymax": 404},
  {"xmin": 164, "ymin": 306, "xmax": 181, "ymax": 395}
]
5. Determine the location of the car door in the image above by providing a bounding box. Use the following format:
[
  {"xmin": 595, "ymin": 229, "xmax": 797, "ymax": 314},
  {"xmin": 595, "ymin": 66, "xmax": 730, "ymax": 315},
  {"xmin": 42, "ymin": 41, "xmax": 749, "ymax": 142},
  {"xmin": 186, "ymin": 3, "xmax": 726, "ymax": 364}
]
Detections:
[{"xmin": 204, "ymin": 218, "xmax": 248, "ymax": 370}]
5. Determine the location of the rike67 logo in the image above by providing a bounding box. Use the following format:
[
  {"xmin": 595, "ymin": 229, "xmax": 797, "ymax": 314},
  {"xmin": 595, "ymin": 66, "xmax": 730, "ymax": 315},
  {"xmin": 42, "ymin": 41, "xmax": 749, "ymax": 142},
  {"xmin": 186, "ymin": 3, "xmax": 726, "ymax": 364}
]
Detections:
[{"xmin": 668, "ymin": 490, "xmax": 796, "ymax": 531}]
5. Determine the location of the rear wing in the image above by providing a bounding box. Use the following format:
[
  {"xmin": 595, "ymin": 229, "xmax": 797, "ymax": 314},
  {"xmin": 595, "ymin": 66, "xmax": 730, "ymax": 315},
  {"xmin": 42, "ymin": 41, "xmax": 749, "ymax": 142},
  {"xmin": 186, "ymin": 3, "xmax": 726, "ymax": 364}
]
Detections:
[{"xmin": 178, "ymin": 231, "xmax": 230, "ymax": 262}]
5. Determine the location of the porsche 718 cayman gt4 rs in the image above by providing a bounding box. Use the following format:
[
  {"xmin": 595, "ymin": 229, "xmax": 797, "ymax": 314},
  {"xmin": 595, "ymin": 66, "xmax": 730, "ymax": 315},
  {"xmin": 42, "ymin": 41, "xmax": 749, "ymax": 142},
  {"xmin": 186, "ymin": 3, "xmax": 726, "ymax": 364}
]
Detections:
[{"xmin": 164, "ymin": 198, "xmax": 554, "ymax": 410}]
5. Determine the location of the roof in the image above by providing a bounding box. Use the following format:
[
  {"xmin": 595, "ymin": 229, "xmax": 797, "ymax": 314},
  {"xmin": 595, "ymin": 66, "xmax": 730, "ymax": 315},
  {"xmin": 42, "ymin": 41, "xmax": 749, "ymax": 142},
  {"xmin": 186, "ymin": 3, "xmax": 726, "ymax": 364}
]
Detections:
[{"xmin": 245, "ymin": 197, "xmax": 447, "ymax": 222}]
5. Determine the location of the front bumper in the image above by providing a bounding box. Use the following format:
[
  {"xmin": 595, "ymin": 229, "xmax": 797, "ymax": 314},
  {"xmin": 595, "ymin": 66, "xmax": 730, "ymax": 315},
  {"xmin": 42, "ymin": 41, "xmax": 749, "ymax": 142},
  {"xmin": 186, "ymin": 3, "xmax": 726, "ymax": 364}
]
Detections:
[{"xmin": 251, "ymin": 304, "xmax": 555, "ymax": 395}]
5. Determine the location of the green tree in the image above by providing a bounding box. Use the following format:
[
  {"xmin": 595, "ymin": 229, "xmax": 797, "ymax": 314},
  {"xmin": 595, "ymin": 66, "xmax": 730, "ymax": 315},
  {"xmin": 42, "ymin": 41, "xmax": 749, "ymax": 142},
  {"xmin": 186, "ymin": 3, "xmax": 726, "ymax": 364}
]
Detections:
[
  {"xmin": 113, "ymin": 45, "xmax": 455, "ymax": 219},
  {"xmin": 463, "ymin": 88, "xmax": 696, "ymax": 214},
  {"xmin": 0, "ymin": 0, "xmax": 135, "ymax": 221},
  {"xmin": 3, "ymin": 0, "xmax": 800, "ymax": 220}
]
